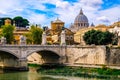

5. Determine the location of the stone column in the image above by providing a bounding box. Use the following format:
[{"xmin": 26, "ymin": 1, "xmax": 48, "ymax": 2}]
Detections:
[
  {"xmin": 61, "ymin": 30, "xmax": 66, "ymax": 45},
  {"xmin": 41, "ymin": 32, "xmax": 47, "ymax": 45}
]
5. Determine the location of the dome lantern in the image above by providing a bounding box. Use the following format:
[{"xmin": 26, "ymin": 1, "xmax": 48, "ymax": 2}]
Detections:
[{"xmin": 80, "ymin": 8, "xmax": 83, "ymax": 15}]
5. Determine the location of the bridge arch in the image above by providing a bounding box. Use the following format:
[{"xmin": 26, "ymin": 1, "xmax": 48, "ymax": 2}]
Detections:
[
  {"xmin": 0, "ymin": 49, "xmax": 19, "ymax": 67},
  {"xmin": 27, "ymin": 49, "xmax": 61, "ymax": 57},
  {"xmin": 0, "ymin": 49, "xmax": 19, "ymax": 58},
  {"xmin": 27, "ymin": 49, "xmax": 61, "ymax": 64}
]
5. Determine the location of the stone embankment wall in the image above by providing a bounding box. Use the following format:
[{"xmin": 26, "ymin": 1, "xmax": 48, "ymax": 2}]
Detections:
[
  {"xmin": 66, "ymin": 45, "xmax": 106, "ymax": 65},
  {"xmin": 106, "ymin": 46, "xmax": 120, "ymax": 66},
  {"xmin": 66, "ymin": 45, "xmax": 120, "ymax": 66}
]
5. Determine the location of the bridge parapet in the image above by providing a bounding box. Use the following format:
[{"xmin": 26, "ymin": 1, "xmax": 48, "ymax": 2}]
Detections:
[{"xmin": 0, "ymin": 45, "xmax": 67, "ymax": 58}]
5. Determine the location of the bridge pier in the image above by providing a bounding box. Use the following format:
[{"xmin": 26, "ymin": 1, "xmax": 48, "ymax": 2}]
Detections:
[
  {"xmin": 59, "ymin": 56, "xmax": 66, "ymax": 64},
  {"xmin": 17, "ymin": 58, "xmax": 28, "ymax": 71}
]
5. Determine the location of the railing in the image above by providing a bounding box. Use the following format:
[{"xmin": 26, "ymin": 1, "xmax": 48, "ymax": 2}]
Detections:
[{"xmin": 0, "ymin": 44, "xmax": 106, "ymax": 48}]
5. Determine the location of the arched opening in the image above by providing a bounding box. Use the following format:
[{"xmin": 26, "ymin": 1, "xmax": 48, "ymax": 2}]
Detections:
[
  {"xmin": 27, "ymin": 50, "xmax": 60, "ymax": 65},
  {"xmin": 0, "ymin": 51, "xmax": 18, "ymax": 67}
]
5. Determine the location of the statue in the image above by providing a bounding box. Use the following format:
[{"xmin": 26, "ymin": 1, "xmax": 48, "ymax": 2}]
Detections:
[
  {"xmin": 1, "ymin": 37, "xmax": 6, "ymax": 45},
  {"xmin": 20, "ymin": 35, "xmax": 26, "ymax": 45},
  {"xmin": 41, "ymin": 32, "xmax": 47, "ymax": 45},
  {"xmin": 61, "ymin": 27, "xmax": 66, "ymax": 45}
]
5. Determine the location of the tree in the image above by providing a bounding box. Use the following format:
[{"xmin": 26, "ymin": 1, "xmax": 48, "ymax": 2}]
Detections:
[
  {"xmin": 0, "ymin": 16, "xmax": 29, "ymax": 28},
  {"xmin": 83, "ymin": 29, "xmax": 114, "ymax": 45},
  {"xmin": 1, "ymin": 25, "xmax": 15, "ymax": 44},
  {"xmin": 24, "ymin": 33, "xmax": 33, "ymax": 44},
  {"xmin": 25, "ymin": 25, "xmax": 43, "ymax": 44},
  {"xmin": 13, "ymin": 16, "xmax": 29, "ymax": 27}
]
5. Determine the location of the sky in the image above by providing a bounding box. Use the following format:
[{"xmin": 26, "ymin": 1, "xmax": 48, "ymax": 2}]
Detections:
[{"xmin": 0, "ymin": 0, "xmax": 120, "ymax": 28}]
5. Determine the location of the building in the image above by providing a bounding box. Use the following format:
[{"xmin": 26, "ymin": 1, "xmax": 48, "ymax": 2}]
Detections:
[
  {"xmin": 69, "ymin": 8, "xmax": 89, "ymax": 33},
  {"xmin": 2, "ymin": 19, "xmax": 29, "ymax": 44},
  {"xmin": 51, "ymin": 17, "xmax": 64, "ymax": 31},
  {"xmin": 74, "ymin": 25, "xmax": 108, "ymax": 45},
  {"xmin": 46, "ymin": 18, "xmax": 74, "ymax": 45},
  {"xmin": 14, "ymin": 29, "xmax": 29, "ymax": 44},
  {"xmin": 1, "ymin": 18, "xmax": 74, "ymax": 45},
  {"xmin": 4, "ymin": 19, "xmax": 11, "ymax": 25},
  {"xmin": 74, "ymin": 22, "xmax": 120, "ymax": 45}
]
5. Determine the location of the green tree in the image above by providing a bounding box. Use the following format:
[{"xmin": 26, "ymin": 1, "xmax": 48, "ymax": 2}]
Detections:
[
  {"xmin": 24, "ymin": 33, "xmax": 33, "ymax": 44},
  {"xmin": 13, "ymin": 16, "xmax": 29, "ymax": 27},
  {"xmin": 83, "ymin": 29, "xmax": 114, "ymax": 45},
  {"xmin": 25, "ymin": 25, "xmax": 43, "ymax": 44},
  {"xmin": 1, "ymin": 25, "xmax": 15, "ymax": 44}
]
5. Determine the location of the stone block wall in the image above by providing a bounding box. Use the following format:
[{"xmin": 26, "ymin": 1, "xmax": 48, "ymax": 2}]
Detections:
[
  {"xmin": 106, "ymin": 47, "xmax": 120, "ymax": 66},
  {"xmin": 66, "ymin": 45, "xmax": 106, "ymax": 65}
]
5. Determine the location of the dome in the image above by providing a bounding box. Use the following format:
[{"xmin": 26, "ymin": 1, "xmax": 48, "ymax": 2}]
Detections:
[
  {"xmin": 69, "ymin": 8, "xmax": 89, "ymax": 32},
  {"xmin": 74, "ymin": 9, "xmax": 88, "ymax": 23},
  {"xmin": 53, "ymin": 18, "xmax": 64, "ymax": 23}
]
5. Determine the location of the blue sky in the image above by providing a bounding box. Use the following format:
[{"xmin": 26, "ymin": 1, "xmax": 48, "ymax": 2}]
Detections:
[{"xmin": 0, "ymin": 0, "xmax": 120, "ymax": 27}]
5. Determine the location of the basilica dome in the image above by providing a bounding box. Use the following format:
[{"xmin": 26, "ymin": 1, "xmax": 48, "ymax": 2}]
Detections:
[
  {"xmin": 74, "ymin": 9, "xmax": 89, "ymax": 30},
  {"xmin": 74, "ymin": 9, "xmax": 88, "ymax": 23},
  {"xmin": 69, "ymin": 8, "xmax": 89, "ymax": 32}
]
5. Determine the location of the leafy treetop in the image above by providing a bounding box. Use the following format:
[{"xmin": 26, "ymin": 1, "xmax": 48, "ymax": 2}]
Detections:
[{"xmin": 83, "ymin": 29, "xmax": 115, "ymax": 45}]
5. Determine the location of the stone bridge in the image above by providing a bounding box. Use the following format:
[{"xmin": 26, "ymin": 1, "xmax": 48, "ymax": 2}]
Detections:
[
  {"xmin": 0, "ymin": 45, "xmax": 120, "ymax": 70},
  {"xmin": 0, "ymin": 45, "xmax": 67, "ymax": 68}
]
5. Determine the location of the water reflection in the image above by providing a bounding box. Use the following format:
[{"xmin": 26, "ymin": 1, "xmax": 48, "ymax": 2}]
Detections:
[
  {"xmin": 28, "ymin": 72, "xmax": 67, "ymax": 80},
  {"xmin": 0, "ymin": 71, "xmax": 119, "ymax": 80},
  {"xmin": 0, "ymin": 72, "xmax": 66, "ymax": 80}
]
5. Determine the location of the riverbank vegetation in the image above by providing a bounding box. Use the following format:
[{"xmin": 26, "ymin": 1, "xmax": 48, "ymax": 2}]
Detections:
[{"xmin": 29, "ymin": 64, "xmax": 120, "ymax": 79}]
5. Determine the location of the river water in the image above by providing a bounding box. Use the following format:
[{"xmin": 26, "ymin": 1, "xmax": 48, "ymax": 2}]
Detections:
[{"xmin": 0, "ymin": 71, "xmax": 112, "ymax": 80}]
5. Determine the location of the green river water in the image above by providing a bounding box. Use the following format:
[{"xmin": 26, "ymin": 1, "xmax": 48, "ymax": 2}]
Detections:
[{"xmin": 0, "ymin": 71, "xmax": 114, "ymax": 80}]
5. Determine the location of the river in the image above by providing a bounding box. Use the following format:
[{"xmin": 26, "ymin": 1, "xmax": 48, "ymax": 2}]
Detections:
[{"xmin": 0, "ymin": 71, "xmax": 113, "ymax": 80}]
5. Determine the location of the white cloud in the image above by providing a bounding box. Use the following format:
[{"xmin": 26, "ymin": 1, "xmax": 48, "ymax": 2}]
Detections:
[
  {"xmin": 97, "ymin": 16, "xmax": 110, "ymax": 23},
  {"xmin": 39, "ymin": 0, "xmax": 60, "ymax": 5},
  {"xmin": 24, "ymin": 0, "xmax": 46, "ymax": 10},
  {"xmin": 29, "ymin": 14, "xmax": 46, "ymax": 25},
  {"xmin": 14, "ymin": 8, "xmax": 23, "ymax": 12},
  {"xmin": 0, "ymin": 10, "xmax": 6, "ymax": 14},
  {"xmin": 0, "ymin": 0, "xmax": 22, "ymax": 12},
  {"xmin": 80, "ymin": 0, "xmax": 103, "ymax": 8},
  {"xmin": 94, "ymin": 5, "xmax": 120, "ymax": 25},
  {"xmin": 56, "ymin": 1, "xmax": 70, "ymax": 9}
]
